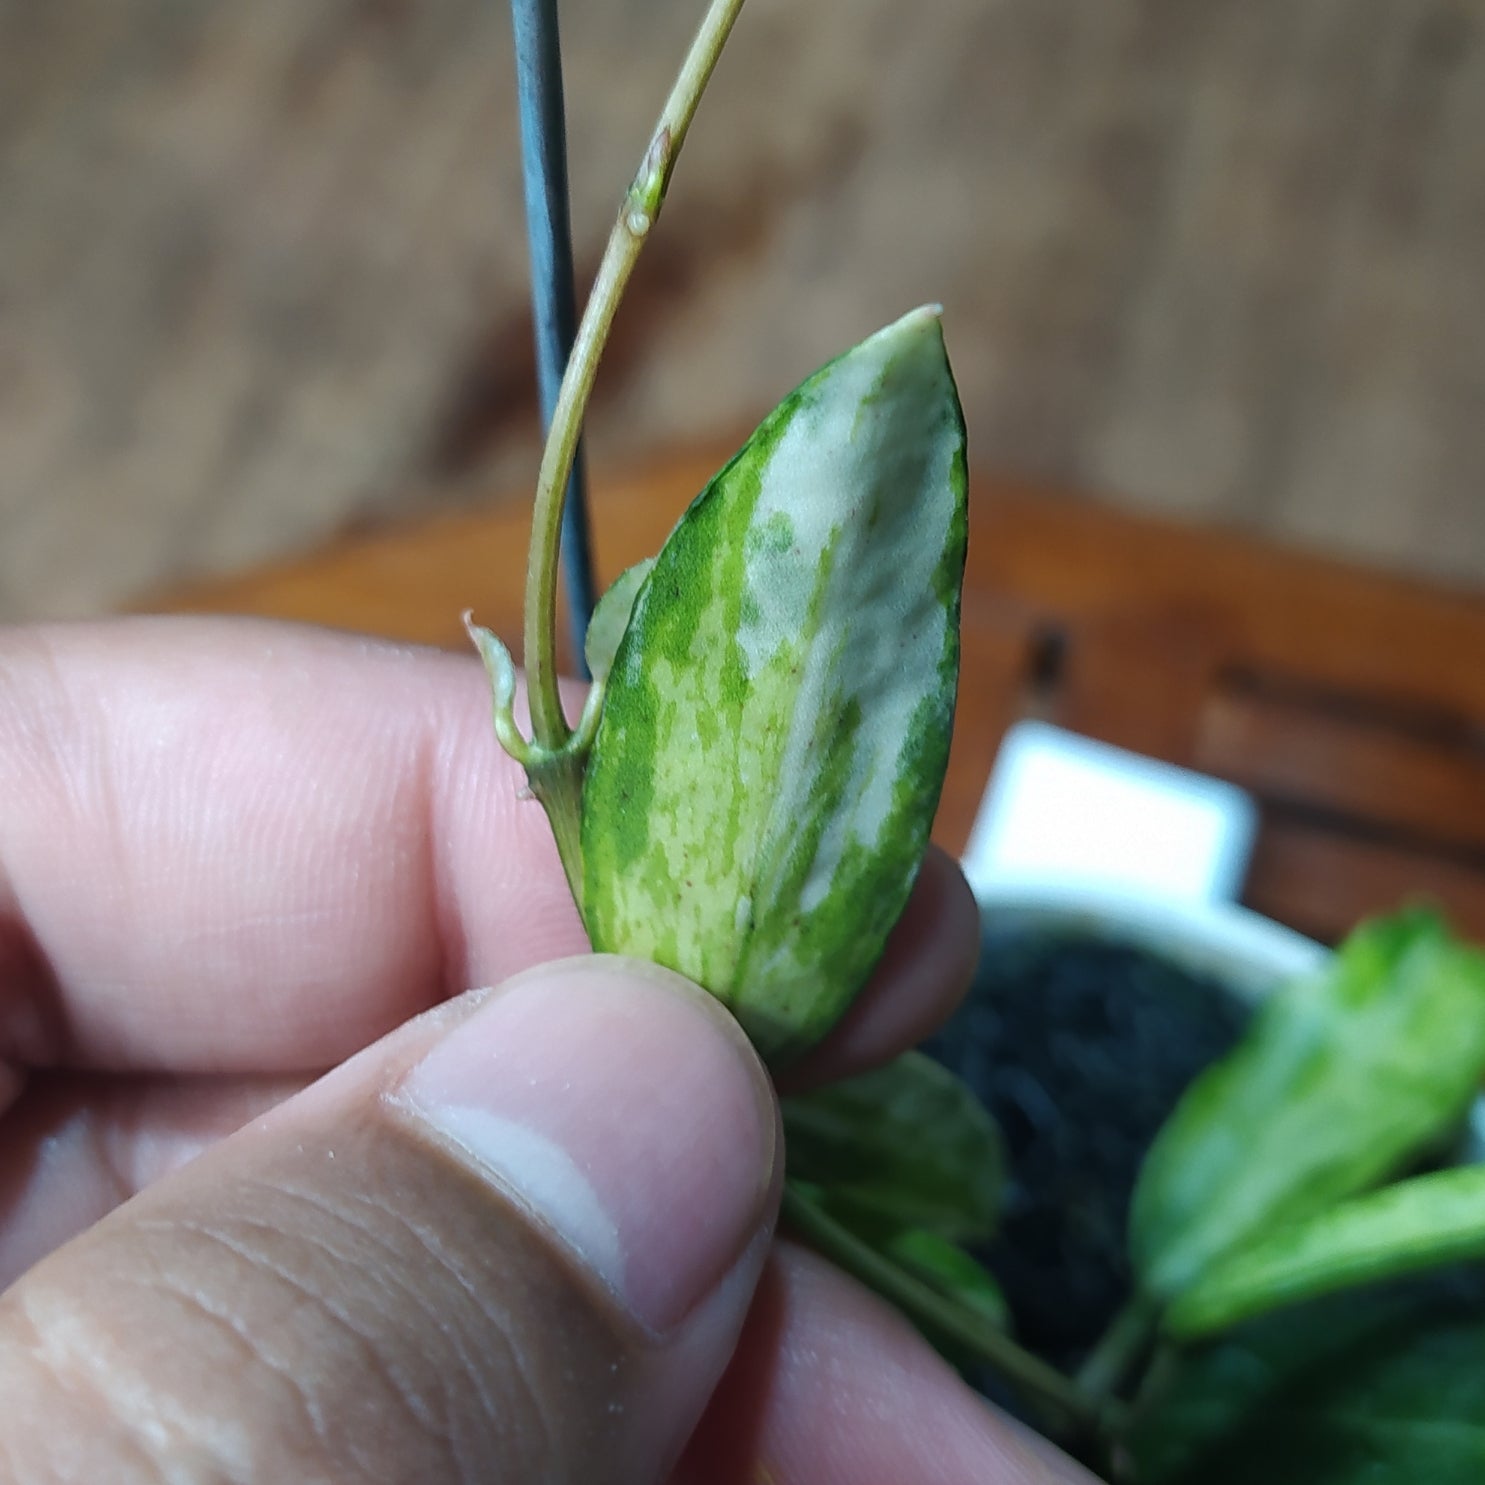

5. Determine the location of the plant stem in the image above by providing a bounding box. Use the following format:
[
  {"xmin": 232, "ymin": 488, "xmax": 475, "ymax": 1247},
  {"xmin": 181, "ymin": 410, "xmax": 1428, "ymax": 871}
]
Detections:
[
  {"xmin": 522, "ymin": 0, "xmax": 747, "ymax": 748},
  {"xmin": 1074, "ymin": 1295, "xmax": 1159, "ymax": 1406},
  {"xmin": 781, "ymin": 1182, "xmax": 1110, "ymax": 1438}
]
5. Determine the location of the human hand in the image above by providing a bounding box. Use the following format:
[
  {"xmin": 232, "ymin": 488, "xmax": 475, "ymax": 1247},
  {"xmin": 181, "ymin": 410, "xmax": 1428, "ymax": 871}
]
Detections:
[{"xmin": 0, "ymin": 618, "xmax": 1092, "ymax": 1483}]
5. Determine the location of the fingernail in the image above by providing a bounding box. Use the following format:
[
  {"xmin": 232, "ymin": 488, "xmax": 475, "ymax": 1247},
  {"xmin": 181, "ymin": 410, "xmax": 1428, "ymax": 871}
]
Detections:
[{"xmin": 397, "ymin": 957, "xmax": 778, "ymax": 1335}]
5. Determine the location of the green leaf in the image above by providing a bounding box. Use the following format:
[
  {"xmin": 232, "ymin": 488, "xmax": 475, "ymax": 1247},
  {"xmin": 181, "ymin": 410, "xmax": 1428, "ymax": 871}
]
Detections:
[
  {"xmin": 784, "ymin": 1180, "xmax": 1009, "ymax": 1352},
  {"xmin": 782, "ymin": 1052, "xmax": 1003, "ymax": 1244},
  {"xmin": 780, "ymin": 1056, "xmax": 1009, "ymax": 1375},
  {"xmin": 584, "ymin": 559, "xmax": 655, "ymax": 685},
  {"xmin": 876, "ymin": 1225, "xmax": 1009, "ymax": 1330},
  {"xmin": 579, "ymin": 307, "xmax": 968, "ymax": 1063},
  {"xmin": 1131, "ymin": 1276, "xmax": 1485, "ymax": 1484},
  {"xmin": 1167, "ymin": 1165, "xmax": 1485, "ymax": 1340},
  {"xmin": 1130, "ymin": 910, "xmax": 1485, "ymax": 1302}
]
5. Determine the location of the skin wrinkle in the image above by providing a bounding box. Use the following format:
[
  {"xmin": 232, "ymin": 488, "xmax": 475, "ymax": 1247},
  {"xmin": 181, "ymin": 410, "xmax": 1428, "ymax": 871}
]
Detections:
[
  {"xmin": 6, "ymin": 1283, "xmax": 213, "ymax": 1483},
  {"xmin": 270, "ymin": 1163, "xmax": 585, "ymax": 1479},
  {"xmin": 419, "ymin": 679, "xmax": 560, "ymax": 998},
  {"xmin": 0, "ymin": 632, "xmax": 146, "ymax": 1068},
  {"xmin": 144, "ymin": 1215, "xmax": 462, "ymax": 1485},
  {"xmin": 341, "ymin": 1152, "xmax": 580, "ymax": 1481},
  {"xmin": 344, "ymin": 1119, "xmax": 662, "ymax": 1478},
  {"xmin": 151, "ymin": 1162, "xmax": 590, "ymax": 1482},
  {"xmin": 0, "ymin": 628, "xmax": 124, "ymax": 1070},
  {"xmin": 418, "ymin": 719, "xmax": 470, "ymax": 1007},
  {"xmin": 149, "ymin": 1208, "xmax": 447, "ymax": 1452},
  {"xmin": 321, "ymin": 1180, "xmax": 519, "ymax": 1445},
  {"xmin": 347, "ymin": 709, "xmax": 455, "ymax": 1026},
  {"xmin": 473, "ymin": 1303, "xmax": 561, "ymax": 1485},
  {"xmin": 253, "ymin": 1175, "xmax": 489, "ymax": 1417},
  {"xmin": 64, "ymin": 666, "xmax": 136, "ymax": 1026},
  {"xmin": 278, "ymin": 1139, "xmax": 635, "ymax": 1478},
  {"xmin": 123, "ymin": 1259, "xmax": 329, "ymax": 1465},
  {"xmin": 253, "ymin": 719, "xmax": 443, "ymax": 1067}
]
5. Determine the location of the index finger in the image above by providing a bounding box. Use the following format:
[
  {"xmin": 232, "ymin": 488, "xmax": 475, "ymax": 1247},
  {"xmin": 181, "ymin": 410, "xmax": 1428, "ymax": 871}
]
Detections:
[{"xmin": 0, "ymin": 618, "xmax": 587, "ymax": 1074}]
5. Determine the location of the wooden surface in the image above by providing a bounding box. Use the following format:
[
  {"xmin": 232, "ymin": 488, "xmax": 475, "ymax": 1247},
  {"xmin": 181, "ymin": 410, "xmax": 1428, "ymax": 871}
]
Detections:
[
  {"xmin": 7, "ymin": 0, "xmax": 1485, "ymax": 622},
  {"xmin": 155, "ymin": 444, "xmax": 1485, "ymax": 945}
]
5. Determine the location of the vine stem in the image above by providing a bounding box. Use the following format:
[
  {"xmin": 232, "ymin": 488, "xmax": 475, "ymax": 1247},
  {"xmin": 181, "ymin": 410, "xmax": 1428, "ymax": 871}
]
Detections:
[
  {"xmin": 522, "ymin": 0, "xmax": 748, "ymax": 748},
  {"xmin": 1074, "ymin": 1294, "xmax": 1159, "ymax": 1407},
  {"xmin": 781, "ymin": 1183, "xmax": 1116, "ymax": 1439}
]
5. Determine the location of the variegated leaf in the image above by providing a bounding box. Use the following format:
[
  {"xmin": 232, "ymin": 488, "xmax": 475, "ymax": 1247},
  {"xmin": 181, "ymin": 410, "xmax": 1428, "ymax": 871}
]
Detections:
[
  {"xmin": 579, "ymin": 307, "xmax": 967, "ymax": 1063},
  {"xmin": 1131, "ymin": 910, "xmax": 1485, "ymax": 1303},
  {"xmin": 1166, "ymin": 1164, "xmax": 1485, "ymax": 1341}
]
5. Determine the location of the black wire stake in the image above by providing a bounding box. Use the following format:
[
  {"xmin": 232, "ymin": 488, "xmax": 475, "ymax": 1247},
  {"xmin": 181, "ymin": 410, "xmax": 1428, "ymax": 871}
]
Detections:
[{"xmin": 510, "ymin": 0, "xmax": 596, "ymax": 677}]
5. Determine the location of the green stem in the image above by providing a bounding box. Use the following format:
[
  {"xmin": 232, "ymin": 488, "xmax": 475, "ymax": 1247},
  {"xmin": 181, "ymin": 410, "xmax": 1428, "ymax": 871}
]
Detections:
[
  {"xmin": 1127, "ymin": 1341, "xmax": 1182, "ymax": 1430},
  {"xmin": 1074, "ymin": 1295, "xmax": 1159, "ymax": 1406},
  {"xmin": 528, "ymin": 753, "xmax": 587, "ymax": 908},
  {"xmin": 781, "ymin": 1182, "xmax": 1111, "ymax": 1438},
  {"xmin": 522, "ymin": 0, "xmax": 748, "ymax": 748}
]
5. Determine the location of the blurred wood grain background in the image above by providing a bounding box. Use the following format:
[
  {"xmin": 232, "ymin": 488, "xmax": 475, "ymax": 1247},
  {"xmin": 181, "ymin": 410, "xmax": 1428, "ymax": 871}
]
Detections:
[{"xmin": 2, "ymin": 0, "xmax": 1482, "ymax": 621}]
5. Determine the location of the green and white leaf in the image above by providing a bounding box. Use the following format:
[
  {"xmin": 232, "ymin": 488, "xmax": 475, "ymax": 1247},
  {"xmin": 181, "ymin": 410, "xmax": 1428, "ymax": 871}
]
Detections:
[
  {"xmin": 580, "ymin": 307, "xmax": 968, "ymax": 1063},
  {"xmin": 585, "ymin": 559, "xmax": 655, "ymax": 685},
  {"xmin": 1131, "ymin": 1275, "xmax": 1485, "ymax": 1484},
  {"xmin": 1130, "ymin": 909, "xmax": 1485, "ymax": 1302},
  {"xmin": 782, "ymin": 1051, "xmax": 1003, "ymax": 1243},
  {"xmin": 1167, "ymin": 1163, "xmax": 1485, "ymax": 1340}
]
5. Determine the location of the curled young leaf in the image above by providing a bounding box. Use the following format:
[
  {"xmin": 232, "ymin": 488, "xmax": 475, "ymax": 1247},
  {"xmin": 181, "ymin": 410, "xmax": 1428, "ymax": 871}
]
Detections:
[
  {"xmin": 1130, "ymin": 910, "xmax": 1485, "ymax": 1304},
  {"xmin": 1166, "ymin": 1164, "xmax": 1485, "ymax": 1341},
  {"xmin": 782, "ymin": 1051, "xmax": 1003, "ymax": 1244},
  {"xmin": 579, "ymin": 307, "xmax": 968, "ymax": 1063},
  {"xmin": 466, "ymin": 617, "xmax": 533, "ymax": 768},
  {"xmin": 585, "ymin": 558, "xmax": 656, "ymax": 685}
]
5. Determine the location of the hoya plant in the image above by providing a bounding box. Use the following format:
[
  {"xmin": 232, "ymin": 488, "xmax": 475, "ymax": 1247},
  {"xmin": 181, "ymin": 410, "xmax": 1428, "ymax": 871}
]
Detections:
[{"xmin": 472, "ymin": 2, "xmax": 1485, "ymax": 1479}]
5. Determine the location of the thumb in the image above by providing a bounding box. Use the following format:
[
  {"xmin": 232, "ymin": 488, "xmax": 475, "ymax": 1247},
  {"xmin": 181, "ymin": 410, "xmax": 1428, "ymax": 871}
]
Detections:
[{"xmin": 0, "ymin": 958, "xmax": 781, "ymax": 1484}]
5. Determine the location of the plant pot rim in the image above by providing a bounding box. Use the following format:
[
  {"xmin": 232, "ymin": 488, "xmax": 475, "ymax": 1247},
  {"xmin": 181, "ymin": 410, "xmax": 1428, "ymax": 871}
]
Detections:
[{"xmin": 973, "ymin": 876, "xmax": 1329, "ymax": 1003}]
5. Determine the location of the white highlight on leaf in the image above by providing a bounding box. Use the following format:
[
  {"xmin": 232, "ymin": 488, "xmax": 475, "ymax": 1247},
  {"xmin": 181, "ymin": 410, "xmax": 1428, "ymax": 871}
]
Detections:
[{"xmin": 741, "ymin": 307, "xmax": 959, "ymax": 924}]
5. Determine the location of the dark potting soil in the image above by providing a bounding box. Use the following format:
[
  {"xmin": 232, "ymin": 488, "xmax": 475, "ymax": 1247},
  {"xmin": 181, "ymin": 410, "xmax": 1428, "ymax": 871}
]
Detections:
[{"xmin": 924, "ymin": 926, "xmax": 1251, "ymax": 1373}]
